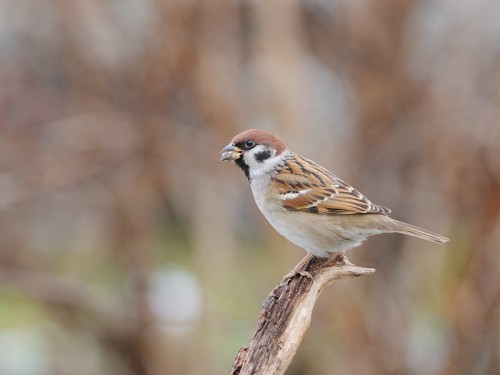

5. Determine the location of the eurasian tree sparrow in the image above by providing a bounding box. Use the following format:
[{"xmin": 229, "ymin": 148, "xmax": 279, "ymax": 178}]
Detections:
[{"xmin": 220, "ymin": 129, "xmax": 448, "ymax": 258}]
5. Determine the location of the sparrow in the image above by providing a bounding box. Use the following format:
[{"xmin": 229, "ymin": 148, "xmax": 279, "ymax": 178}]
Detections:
[{"xmin": 220, "ymin": 129, "xmax": 449, "ymax": 258}]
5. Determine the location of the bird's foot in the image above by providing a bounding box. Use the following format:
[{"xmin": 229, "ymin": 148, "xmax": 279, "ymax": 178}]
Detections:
[
  {"xmin": 282, "ymin": 269, "xmax": 313, "ymax": 282},
  {"xmin": 282, "ymin": 254, "xmax": 315, "ymax": 282},
  {"xmin": 298, "ymin": 270, "xmax": 313, "ymax": 280}
]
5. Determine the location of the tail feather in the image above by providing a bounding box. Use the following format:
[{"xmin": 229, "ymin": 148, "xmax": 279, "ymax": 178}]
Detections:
[{"xmin": 391, "ymin": 219, "xmax": 449, "ymax": 244}]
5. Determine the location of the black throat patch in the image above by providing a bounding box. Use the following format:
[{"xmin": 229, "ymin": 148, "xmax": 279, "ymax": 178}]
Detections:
[{"xmin": 235, "ymin": 158, "xmax": 251, "ymax": 181}]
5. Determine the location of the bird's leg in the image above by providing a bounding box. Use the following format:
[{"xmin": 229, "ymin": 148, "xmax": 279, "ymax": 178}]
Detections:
[
  {"xmin": 297, "ymin": 270, "xmax": 313, "ymax": 280},
  {"xmin": 282, "ymin": 254, "xmax": 314, "ymax": 282}
]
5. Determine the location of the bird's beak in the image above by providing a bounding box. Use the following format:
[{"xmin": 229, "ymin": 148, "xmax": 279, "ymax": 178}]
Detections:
[{"xmin": 220, "ymin": 143, "xmax": 242, "ymax": 161}]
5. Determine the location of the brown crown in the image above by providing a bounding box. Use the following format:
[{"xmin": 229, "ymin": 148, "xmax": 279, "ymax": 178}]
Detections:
[{"xmin": 231, "ymin": 129, "xmax": 287, "ymax": 155}]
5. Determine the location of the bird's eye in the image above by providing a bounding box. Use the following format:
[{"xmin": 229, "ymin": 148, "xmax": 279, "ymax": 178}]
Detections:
[{"xmin": 245, "ymin": 140, "xmax": 255, "ymax": 149}]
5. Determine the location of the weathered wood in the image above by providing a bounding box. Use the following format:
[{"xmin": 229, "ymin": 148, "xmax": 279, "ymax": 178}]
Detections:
[{"xmin": 229, "ymin": 253, "xmax": 375, "ymax": 375}]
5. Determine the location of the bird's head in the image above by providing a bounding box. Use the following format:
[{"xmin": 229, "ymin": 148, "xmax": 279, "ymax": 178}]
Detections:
[{"xmin": 220, "ymin": 129, "xmax": 288, "ymax": 181}]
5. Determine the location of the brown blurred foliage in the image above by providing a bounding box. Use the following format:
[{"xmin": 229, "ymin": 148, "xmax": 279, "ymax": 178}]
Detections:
[{"xmin": 0, "ymin": 1, "xmax": 499, "ymax": 374}]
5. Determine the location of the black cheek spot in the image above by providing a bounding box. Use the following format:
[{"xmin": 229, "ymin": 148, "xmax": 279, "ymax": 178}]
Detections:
[
  {"xmin": 255, "ymin": 150, "xmax": 271, "ymax": 163},
  {"xmin": 308, "ymin": 206, "xmax": 319, "ymax": 213}
]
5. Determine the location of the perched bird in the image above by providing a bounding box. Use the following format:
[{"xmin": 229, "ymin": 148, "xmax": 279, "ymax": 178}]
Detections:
[{"xmin": 220, "ymin": 129, "xmax": 448, "ymax": 258}]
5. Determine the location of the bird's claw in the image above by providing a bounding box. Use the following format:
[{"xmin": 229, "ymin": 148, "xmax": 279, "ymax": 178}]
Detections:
[
  {"xmin": 282, "ymin": 269, "xmax": 313, "ymax": 283},
  {"xmin": 298, "ymin": 271, "xmax": 313, "ymax": 280}
]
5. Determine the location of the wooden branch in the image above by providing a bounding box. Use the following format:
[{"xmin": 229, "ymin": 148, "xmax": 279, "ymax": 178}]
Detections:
[{"xmin": 229, "ymin": 253, "xmax": 375, "ymax": 375}]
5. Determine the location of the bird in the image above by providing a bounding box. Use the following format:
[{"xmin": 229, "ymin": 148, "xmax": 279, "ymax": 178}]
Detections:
[{"xmin": 220, "ymin": 129, "xmax": 449, "ymax": 258}]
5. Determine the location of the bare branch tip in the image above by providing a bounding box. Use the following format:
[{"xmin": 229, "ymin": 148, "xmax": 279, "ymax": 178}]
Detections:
[{"xmin": 350, "ymin": 265, "xmax": 376, "ymax": 276}]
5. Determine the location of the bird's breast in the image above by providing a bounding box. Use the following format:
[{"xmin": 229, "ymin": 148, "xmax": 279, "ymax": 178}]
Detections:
[{"xmin": 250, "ymin": 174, "xmax": 275, "ymax": 214}]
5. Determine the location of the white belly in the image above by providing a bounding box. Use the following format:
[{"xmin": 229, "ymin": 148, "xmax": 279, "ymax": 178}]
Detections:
[{"xmin": 250, "ymin": 176, "xmax": 366, "ymax": 257}]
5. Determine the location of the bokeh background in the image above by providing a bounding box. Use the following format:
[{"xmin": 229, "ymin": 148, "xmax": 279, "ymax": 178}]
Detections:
[{"xmin": 1, "ymin": 1, "xmax": 499, "ymax": 374}]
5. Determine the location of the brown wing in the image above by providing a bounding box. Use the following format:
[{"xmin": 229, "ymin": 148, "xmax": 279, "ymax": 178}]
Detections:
[{"xmin": 273, "ymin": 154, "xmax": 390, "ymax": 215}]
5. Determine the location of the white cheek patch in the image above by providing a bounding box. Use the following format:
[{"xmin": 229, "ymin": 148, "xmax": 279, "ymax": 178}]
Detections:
[
  {"xmin": 245, "ymin": 146, "xmax": 274, "ymax": 169},
  {"xmin": 246, "ymin": 149, "xmax": 289, "ymax": 181}
]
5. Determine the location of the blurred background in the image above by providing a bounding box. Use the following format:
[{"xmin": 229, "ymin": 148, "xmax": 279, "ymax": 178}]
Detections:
[{"xmin": 0, "ymin": 0, "xmax": 499, "ymax": 374}]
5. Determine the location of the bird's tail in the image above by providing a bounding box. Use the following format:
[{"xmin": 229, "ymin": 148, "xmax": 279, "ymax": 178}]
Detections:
[{"xmin": 391, "ymin": 219, "xmax": 449, "ymax": 244}]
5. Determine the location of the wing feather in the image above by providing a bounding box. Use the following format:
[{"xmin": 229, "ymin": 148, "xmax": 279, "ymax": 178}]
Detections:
[{"xmin": 274, "ymin": 154, "xmax": 390, "ymax": 215}]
